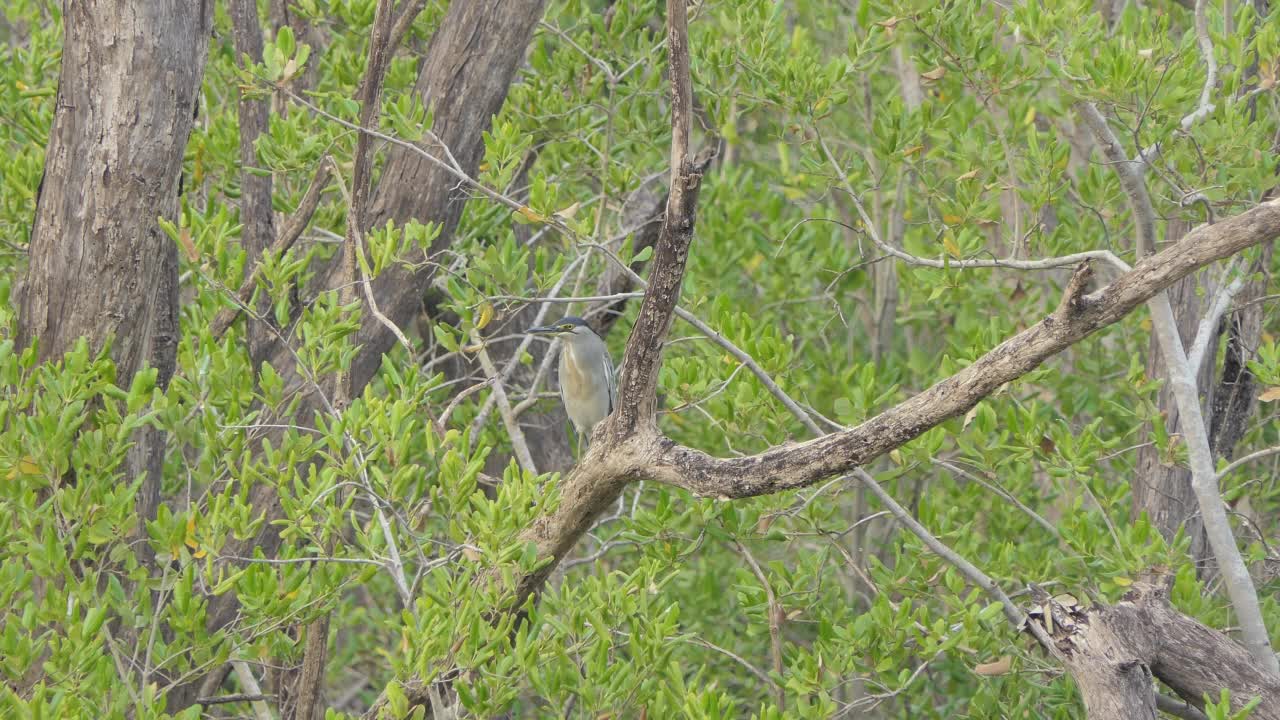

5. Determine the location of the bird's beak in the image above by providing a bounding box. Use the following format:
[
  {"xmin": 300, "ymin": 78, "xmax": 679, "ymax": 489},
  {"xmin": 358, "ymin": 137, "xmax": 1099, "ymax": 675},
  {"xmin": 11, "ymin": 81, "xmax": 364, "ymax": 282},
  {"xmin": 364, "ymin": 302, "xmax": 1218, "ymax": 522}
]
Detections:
[{"xmin": 526, "ymin": 325, "xmax": 560, "ymax": 336}]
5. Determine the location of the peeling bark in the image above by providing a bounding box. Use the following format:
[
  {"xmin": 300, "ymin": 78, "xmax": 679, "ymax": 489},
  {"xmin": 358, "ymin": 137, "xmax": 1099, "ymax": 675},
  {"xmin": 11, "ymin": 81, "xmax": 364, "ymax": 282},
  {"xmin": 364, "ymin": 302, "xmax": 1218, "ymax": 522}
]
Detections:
[{"xmin": 1029, "ymin": 580, "xmax": 1280, "ymax": 720}]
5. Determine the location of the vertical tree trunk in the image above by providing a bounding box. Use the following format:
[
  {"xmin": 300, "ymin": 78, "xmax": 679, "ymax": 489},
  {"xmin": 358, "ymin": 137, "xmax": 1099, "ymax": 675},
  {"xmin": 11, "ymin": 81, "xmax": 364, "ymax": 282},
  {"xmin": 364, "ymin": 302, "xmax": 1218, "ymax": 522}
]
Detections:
[
  {"xmin": 230, "ymin": 0, "xmax": 277, "ymax": 367},
  {"xmin": 1133, "ymin": 228, "xmax": 1271, "ymax": 573},
  {"xmin": 340, "ymin": 0, "xmax": 548, "ymax": 390},
  {"xmin": 18, "ymin": 0, "xmax": 212, "ymax": 531},
  {"xmin": 13, "ymin": 0, "xmax": 212, "ymax": 695}
]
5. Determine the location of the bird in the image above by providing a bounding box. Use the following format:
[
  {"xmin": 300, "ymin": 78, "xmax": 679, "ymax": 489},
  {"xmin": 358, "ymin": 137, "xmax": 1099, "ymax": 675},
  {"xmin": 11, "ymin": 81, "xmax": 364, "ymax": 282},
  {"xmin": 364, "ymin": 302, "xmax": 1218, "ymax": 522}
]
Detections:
[{"xmin": 526, "ymin": 316, "xmax": 616, "ymax": 454}]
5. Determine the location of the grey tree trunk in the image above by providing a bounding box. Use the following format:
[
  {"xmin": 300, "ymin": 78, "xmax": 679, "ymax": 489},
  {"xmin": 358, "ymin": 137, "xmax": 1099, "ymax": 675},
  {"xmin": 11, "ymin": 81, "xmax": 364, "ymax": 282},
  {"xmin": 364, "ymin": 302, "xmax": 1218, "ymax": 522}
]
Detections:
[
  {"xmin": 1132, "ymin": 225, "xmax": 1270, "ymax": 574},
  {"xmin": 13, "ymin": 0, "xmax": 213, "ymax": 694},
  {"xmin": 344, "ymin": 0, "xmax": 549, "ymax": 391},
  {"xmin": 18, "ymin": 0, "xmax": 212, "ymax": 539}
]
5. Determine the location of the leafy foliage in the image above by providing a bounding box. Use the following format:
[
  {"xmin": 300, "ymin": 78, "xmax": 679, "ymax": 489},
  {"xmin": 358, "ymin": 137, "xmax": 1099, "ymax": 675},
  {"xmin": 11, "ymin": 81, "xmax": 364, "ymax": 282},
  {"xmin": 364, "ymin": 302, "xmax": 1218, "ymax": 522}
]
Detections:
[{"xmin": 1, "ymin": 0, "xmax": 1278, "ymax": 718}]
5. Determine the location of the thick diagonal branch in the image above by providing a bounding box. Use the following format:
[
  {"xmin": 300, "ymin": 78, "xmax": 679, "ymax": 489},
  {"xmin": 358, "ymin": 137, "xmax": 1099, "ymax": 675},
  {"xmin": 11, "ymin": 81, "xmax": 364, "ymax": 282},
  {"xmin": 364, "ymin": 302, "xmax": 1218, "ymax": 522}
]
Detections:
[{"xmin": 647, "ymin": 200, "xmax": 1280, "ymax": 498}]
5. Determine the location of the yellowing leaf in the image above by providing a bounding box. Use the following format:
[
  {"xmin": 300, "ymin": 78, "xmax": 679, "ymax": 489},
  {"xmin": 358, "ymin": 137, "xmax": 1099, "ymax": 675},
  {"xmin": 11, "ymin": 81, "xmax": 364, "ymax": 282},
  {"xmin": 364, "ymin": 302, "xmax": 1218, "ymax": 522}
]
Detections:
[
  {"xmin": 515, "ymin": 206, "xmax": 545, "ymax": 223},
  {"xmin": 889, "ymin": 449, "xmax": 903, "ymax": 465},
  {"xmin": 942, "ymin": 214, "xmax": 963, "ymax": 225},
  {"xmin": 476, "ymin": 302, "xmax": 494, "ymax": 330},
  {"xmin": 6, "ymin": 456, "xmax": 40, "ymax": 480},
  {"xmin": 943, "ymin": 236, "xmax": 962, "ymax": 259},
  {"xmin": 957, "ymin": 169, "xmax": 980, "ymax": 181},
  {"xmin": 1023, "ymin": 106, "xmax": 1037, "ymax": 126},
  {"xmin": 1259, "ymin": 387, "xmax": 1280, "ymax": 402},
  {"xmin": 974, "ymin": 656, "xmax": 1012, "ymax": 676},
  {"xmin": 1113, "ymin": 576, "xmax": 1132, "ymax": 587},
  {"xmin": 184, "ymin": 515, "xmax": 198, "ymax": 549},
  {"xmin": 193, "ymin": 549, "xmax": 207, "ymax": 559},
  {"xmin": 744, "ymin": 252, "xmax": 765, "ymax": 275},
  {"xmin": 902, "ymin": 144, "xmax": 924, "ymax": 158},
  {"xmin": 875, "ymin": 16, "xmax": 902, "ymax": 30},
  {"xmin": 920, "ymin": 66, "xmax": 947, "ymax": 81}
]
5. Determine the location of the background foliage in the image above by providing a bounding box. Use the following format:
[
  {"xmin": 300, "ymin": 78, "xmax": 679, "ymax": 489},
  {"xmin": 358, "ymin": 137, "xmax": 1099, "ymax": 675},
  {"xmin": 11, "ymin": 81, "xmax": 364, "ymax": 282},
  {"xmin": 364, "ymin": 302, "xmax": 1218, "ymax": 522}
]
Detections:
[{"xmin": 1, "ymin": 0, "xmax": 1279, "ymax": 717}]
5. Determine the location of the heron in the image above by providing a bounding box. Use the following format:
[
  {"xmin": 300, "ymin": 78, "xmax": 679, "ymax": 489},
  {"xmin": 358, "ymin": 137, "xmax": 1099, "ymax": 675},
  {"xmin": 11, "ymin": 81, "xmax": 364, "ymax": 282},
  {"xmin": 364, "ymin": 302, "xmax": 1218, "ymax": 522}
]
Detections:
[{"xmin": 526, "ymin": 316, "xmax": 616, "ymax": 455}]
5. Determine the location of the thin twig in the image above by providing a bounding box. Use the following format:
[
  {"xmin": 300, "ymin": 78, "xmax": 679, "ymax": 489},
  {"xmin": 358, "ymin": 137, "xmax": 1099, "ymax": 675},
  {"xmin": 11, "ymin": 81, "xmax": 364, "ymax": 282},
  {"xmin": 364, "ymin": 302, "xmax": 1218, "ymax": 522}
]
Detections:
[
  {"xmin": 585, "ymin": 242, "xmax": 826, "ymax": 436},
  {"xmin": 816, "ymin": 131, "xmax": 1131, "ymax": 275},
  {"xmin": 855, "ymin": 470, "xmax": 1051, "ymax": 648},
  {"xmin": 1137, "ymin": 0, "xmax": 1219, "ymax": 166},
  {"xmin": 1077, "ymin": 102, "xmax": 1157, "ymax": 257},
  {"xmin": 684, "ymin": 636, "xmax": 781, "ymax": 695},
  {"xmin": 210, "ymin": 158, "xmax": 333, "ymax": 340},
  {"xmin": 196, "ymin": 692, "xmax": 279, "ymax": 706},
  {"xmin": 935, "ymin": 460, "xmax": 1061, "ymax": 540},
  {"xmin": 472, "ymin": 329, "xmax": 539, "ymax": 474},
  {"xmin": 1215, "ymin": 445, "xmax": 1280, "ymax": 482},
  {"xmin": 734, "ymin": 540, "xmax": 786, "ymax": 710},
  {"xmin": 328, "ymin": 156, "xmax": 415, "ymax": 355}
]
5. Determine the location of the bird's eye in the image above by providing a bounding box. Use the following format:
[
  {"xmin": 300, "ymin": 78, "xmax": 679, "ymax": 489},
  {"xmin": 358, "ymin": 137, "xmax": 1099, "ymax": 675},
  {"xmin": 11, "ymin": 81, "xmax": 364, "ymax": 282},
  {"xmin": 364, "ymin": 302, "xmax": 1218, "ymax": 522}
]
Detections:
[{"xmin": 560, "ymin": 324, "xmax": 572, "ymax": 331}]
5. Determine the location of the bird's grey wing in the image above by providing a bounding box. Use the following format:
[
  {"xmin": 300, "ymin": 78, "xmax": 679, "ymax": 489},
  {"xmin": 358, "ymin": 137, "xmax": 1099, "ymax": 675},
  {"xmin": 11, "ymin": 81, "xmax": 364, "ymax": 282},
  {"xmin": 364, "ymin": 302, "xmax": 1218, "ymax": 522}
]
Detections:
[{"xmin": 557, "ymin": 345, "xmax": 571, "ymax": 409}]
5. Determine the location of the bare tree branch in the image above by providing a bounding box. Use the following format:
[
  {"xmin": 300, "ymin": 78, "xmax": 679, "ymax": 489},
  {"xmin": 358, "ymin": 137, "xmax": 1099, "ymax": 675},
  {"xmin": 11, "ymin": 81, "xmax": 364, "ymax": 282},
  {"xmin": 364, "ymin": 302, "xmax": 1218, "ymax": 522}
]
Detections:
[
  {"xmin": 1150, "ymin": 290, "xmax": 1279, "ymax": 673},
  {"xmin": 472, "ymin": 330, "xmax": 539, "ymax": 474},
  {"xmin": 231, "ymin": 661, "xmax": 275, "ymax": 720},
  {"xmin": 1137, "ymin": 0, "xmax": 1219, "ymax": 165},
  {"xmin": 643, "ymin": 199, "xmax": 1280, "ymax": 499},
  {"xmin": 608, "ymin": 0, "xmax": 702, "ymax": 435},
  {"xmin": 1077, "ymin": 103, "xmax": 1157, "ymax": 256},
  {"xmin": 1188, "ymin": 275, "xmax": 1243, "ymax": 374}
]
